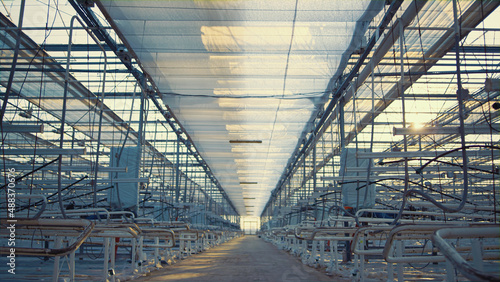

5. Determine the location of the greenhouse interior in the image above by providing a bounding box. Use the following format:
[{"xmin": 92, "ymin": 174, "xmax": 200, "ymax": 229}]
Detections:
[{"xmin": 0, "ymin": 0, "xmax": 499, "ymax": 281}]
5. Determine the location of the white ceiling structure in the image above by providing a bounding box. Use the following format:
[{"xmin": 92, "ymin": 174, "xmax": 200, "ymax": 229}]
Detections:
[{"xmin": 98, "ymin": 0, "xmax": 385, "ymax": 216}]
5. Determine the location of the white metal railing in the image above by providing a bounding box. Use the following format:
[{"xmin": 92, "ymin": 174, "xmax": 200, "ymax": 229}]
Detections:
[{"xmin": 432, "ymin": 225, "xmax": 500, "ymax": 281}]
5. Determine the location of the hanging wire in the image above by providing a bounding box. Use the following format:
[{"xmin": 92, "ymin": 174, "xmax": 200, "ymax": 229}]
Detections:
[{"xmin": 263, "ymin": 0, "xmax": 300, "ymax": 201}]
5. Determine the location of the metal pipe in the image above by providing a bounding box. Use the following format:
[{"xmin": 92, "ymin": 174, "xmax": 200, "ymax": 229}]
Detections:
[
  {"xmin": 8, "ymin": 165, "xmax": 127, "ymax": 172},
  {"xmin": 354, "ymin": 208, "xmax": 496, "ymax": 220},
  {"xmin": 179, "ymin": 230, "xmax": 200, "ymax": 241},
  {"xmin": 0, "ymin": 218, "xmax": 94, "ymax": 256},
  {"xmin": 294, "ymin": 226, "xmax": 357, "ymax": 241},
  {"xmin": 383, "ymin": 224, "xmax": 467, "ymax": 263},
  {"xmin": 0, "ymin": 0, "xmax": 25, "ymax": 124},
  {"xmin": 16, "ymin": 194, "xmax": 47, "ymax": 219},
  {"xmin": 24, "ymin": 178, "xmax": 148, "ymax": 185},
  {"xmin": 140, "ymin": 228, "xmax": 175, "ymax": 248},
  {"xmin": 134, "ymin": 217, "xmax": 155, "ymax": 226},
  {"xmin": 261, "ymin": 0, "xmax": 405, "ymax": 215},
  {"xmin": 407, "ymin": 201, "xmax": 498, "ymax": 212},
  {"xmin": 58, "ymin": 15, "xmax": 76, "ymax": 219},
  {"xmin": 345, "ymin": 165, "xmax": 495, "ymax": 173},
  {"xmin": 43, "ymin": 208, "xmax": 110, "ymax": 222},
  {"xmin": 431, "ymin": 225, "xmax": 500, "ymax": 281},
  {"xmin": 451, "ymin": 0, "xmax": 471, "ymax": 215},
  {"xmin": 0, "ymin": 124, "xmax": 44, "ymax": 133},
  {"xmin": 108, "ymin": 211, "xmax": 136, "ymax": 220},
  {"xmin": 352, "ymin": 225, "xmax": 393, "ymax": 256},
  {"xmin": 74, "ymin": 1, "xmax": 229, "ymax": 216},
  {"xmin": 91, "ymin": 223, "xmax": 142, "ymax": 238},
  {"xmin": 155, "ymin": 221, "xmax": 191, "ymax": 230},
  {"xmin": 371, "ymin": 26, "xmax": 500, "ymax": 32},
  {"xmin": 52, "ymin": 237, "xmax": 63, "ymax": 282},
  {"xmin": 2, "ymin": 148, "xmax": 85, "ymax": 155},
  {"xmin": 59, "ymin": 15, "xmax": 107, "ymax": 217},
  {"xmin": 0, "ymin": 158, "xmax": 59, "ymax": 191}
]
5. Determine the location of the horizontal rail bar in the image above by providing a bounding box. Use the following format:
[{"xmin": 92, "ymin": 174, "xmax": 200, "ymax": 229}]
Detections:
[
  {"xmin": 10, "ymin": 165, "xmax": 127, "ymax": 173},
  {"xmin": 16, "ymin": 194, "xmax": 47, "ymax": 219},
  {"xmin": 356, "ymin": 150, "xmax": 499, "ymax": 159},
  {"xmin": 23, "ymin": 178, "xmax": 149, "ymax": 185},
  {"xmin": 42, "ymin": 208, "xmax": 110, "ymax": 221},
  {"xmin": 1, "ymin": 148, "xmax": 86, "ymax": 155},
  {"xmin": 393, "ymin": 125, "xmax": 496, "ymax": 135},
  {"xmin": 91, "ymin": 223, "xmax": 142, "ymax": 238},
  {"xmin": 1, "ymin": 123, "xmax": 44, "ymax": 133},
  {"xmin": 345, "ymin": 165, "xmax": 495, "ymax": 173}
]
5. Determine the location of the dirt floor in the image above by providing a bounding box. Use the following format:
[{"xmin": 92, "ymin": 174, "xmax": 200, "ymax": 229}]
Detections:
[{"xmin": 134, "ymin": 235, "xmax": 339, "ymax": 282}]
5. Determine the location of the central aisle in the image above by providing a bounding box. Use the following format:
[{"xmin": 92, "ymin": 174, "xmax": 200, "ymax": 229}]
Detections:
[{"xmin": 136, "ymin": 235, "xmax": 337, "ymax": 281}]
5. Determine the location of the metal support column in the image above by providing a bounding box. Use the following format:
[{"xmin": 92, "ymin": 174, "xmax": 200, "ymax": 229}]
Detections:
[
  {"xmin": 175, "ymin": 137, "xmax": 181, "ymax": 203},
  {"xmin": 452, "ymin": 0, "xmax": 470, "ymax": 212}
]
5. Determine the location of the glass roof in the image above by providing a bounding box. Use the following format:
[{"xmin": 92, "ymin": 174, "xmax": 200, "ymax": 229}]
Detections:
[{"xmin": 99, "ymin": 0, "xmax": 384, "ymax": 215}]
